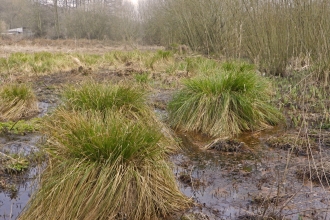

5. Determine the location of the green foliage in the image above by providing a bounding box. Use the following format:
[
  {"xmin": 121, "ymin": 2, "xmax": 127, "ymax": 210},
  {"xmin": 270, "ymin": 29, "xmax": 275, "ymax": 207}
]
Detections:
[
  {"xmin": 45, "ymin": 110, "xmax": 163, "ymax": 163},
  {"xmin": 157, "ymin": 50, "xmax": 172, "ymax": 60},
  {"xmin": 0, "ymin": 52, "xmax": 73, "ymax": 74},
  {"xmin": 168, "ymin": 64, "xmax": 283, "ymax": 137},
  {"xmin": 0, "ymin": 83, "xmax": 33, "ymax": 100},
  {"xmin": 321, "ymin": 123, "xmax": 330, "ymax": 130},
  {"xmin": 62, "ymin": 82, "xmax": 178, "ymax": 152},
  {"xmin": 0, "ymin": 83, "xmax": 39, "ymax": 121},
  {"xmin": 134, "ymin": 72, "xmax": 150, "ymax": 84},
  {"xmin": 0, "ymin": 118, "xmax": 41, "ymax": 134},
  {"xmin": 21, "ymin": 107, "xmax": 191, "ymax": 219},
  {"xmin": 273, "ymin": 71, "xmax": 330, "ymax": 129},
  {"xmin": 221, "ymin": 61, "xmax": 255, "ymax": 72},
  {"xmin": 5, "ymin": 158, "xmax": 29, "ymax": 173},
  {"xmin": 144, "ymin": 56, "xmax": 159, "ymax": 70},
  {"xmin": 113, "ymin": 51, "xmax": 132, "ymax": 63},
  {"xmin": 62, "ymin": 82, "xmax": 148, "ymax": 117},
  {"xmin": 76, "ymin": 54, "xmax": 102, "ymax": 66}
]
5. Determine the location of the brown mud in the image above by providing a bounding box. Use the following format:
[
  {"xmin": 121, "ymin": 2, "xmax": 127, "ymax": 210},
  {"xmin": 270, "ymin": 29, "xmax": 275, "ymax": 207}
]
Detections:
[{"xmin": 174, "ymin": 128, "xmax": 330, "ymax": 220}]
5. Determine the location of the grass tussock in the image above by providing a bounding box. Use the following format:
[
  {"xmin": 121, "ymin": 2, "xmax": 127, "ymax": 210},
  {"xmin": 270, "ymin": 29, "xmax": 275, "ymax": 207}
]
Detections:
[
  {"xmin": 0, "ymin": 83, "xmax": 39, "ymax": 121},
  {"xmin": 62, "ymin": 82, "xmax": 179, "ymax": 152},
  {"xmin": 168, "ymin": 63, "xmax": 283, "ymax": 137},
  {"xmin": 20, "ymin": 110, "xmax": 191, "ymax": 220},
  {"xmin": 45, "ymin": 110, "xmax": 163, "ymax": 163},
  {"xmin": 62, "ymin": 82, "xmax": 148, "ymax": 117}
]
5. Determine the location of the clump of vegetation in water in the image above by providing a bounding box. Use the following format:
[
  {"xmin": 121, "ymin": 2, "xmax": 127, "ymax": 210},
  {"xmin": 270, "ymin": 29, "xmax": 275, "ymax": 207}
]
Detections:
[
  {"xmin": 0, "ymin": 152, "xmax": 30, "ymax": 174},
  {"xmin": 4, "ymin": 158, "xmax": 29, "ymax": 173},
  {"xmin": 62, "ymin": 81, "xmax": 178, "ymax": 152},
  {"xmin": 62, "ymin": 82, "xmax": 148, "ymax": 117},
  {"xmin": 168, "ymin": 62, "xmax": 283, "ymax": 137},
  {"xmin": 0, "ymin": 83, "xmax": 39, "ymax": 121},
  {"xmin": 20, "ymin": 110, "xmax": 191, "ymax": 219}
]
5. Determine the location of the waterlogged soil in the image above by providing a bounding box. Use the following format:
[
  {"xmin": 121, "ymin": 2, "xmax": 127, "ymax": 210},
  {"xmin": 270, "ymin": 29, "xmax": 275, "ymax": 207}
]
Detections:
[
  {"xmin": 173, "ymin": 129, "xmax": 330, "ymax": 220},
  {"xmin": 0, "ymin": 42, "xmax": 330, "ymax": 219},
  {"xmin": 0, "ymin": 134, "xmax": 44, "ymax": 219},
  {"xmin": 2, "ymin": 125, "xmax": 330, "ymax": 219}
]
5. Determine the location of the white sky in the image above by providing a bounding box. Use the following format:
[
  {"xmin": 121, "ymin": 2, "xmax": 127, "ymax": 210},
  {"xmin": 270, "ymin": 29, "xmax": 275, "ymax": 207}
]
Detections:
[{"xmin": 128, "ymin": 0, "xmax": 139, "ymax": 5}]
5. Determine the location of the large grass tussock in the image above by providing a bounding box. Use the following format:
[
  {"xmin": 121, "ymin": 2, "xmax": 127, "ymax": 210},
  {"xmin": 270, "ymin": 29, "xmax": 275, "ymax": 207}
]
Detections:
[
  {"xmin": 20, "ymin": 110, "xmax": 191, "ymax": 219},
  {"xmin": 62, "ymin": 82, "xmax": 179, "ymax": 152},
  {"xmin": 168, "ymin": 64, "xmax": 283, "ymax": 137}
]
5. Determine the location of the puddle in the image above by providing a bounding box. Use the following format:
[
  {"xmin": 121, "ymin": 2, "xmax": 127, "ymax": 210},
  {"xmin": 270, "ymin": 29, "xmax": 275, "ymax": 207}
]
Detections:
[
  {"xmin": 0, "ymin": 166, "xmax": 42, "ymax": 219},
  {"xmin": 37, "ymin": 101, "xmax": 57, "ymax": 117},
  {"xmin": 37, "ymin": 102, "xmax": 50, "ymax": 117},
  {"xmin": 173, "ymin": 129, "xmax": 330, "ymax": 219},
  {"xmin": 0, "ymin": 134, "xmax": 44, "ymax": 219}
]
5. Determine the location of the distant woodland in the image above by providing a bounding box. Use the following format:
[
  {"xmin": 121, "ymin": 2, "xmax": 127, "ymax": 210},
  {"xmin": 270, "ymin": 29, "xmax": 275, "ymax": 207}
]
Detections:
[{"xmin": 2, "ymin": 0, "xmax": 330, "ymax": 78}]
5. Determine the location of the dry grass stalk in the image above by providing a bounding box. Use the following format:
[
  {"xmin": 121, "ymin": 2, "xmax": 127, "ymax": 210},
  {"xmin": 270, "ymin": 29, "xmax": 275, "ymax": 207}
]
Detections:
[
  {"xmin": 19, "ymin": 108, "xmax": 191, "ymax": 219},
  {"xmin": 0, "ymin": 83, "xmax": 39, "ymax": 121}
]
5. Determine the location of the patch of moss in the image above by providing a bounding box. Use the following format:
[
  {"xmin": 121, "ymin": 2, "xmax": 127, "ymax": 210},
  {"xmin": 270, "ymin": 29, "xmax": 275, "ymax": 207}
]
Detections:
[
  {"xmin": 0, "ymin": 118, "xmax": 42, "ymax": 134},
  {"xmin": 5, "ymin": 158, "xmax": 29, "ymax": 173}
]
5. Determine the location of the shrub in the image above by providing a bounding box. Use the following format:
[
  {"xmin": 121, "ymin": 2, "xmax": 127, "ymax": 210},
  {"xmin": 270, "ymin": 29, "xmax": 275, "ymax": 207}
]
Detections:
[
  {"xmin": 0, "ymin": 83, "xmax": 39, "ymax": 121},
  {"xmin": 168, "ymin": 65, "xmax": 283, "ymax": 137},
  {"xmin": 20, "ymin": 110, "xmax": 191, "ymax": 219}
]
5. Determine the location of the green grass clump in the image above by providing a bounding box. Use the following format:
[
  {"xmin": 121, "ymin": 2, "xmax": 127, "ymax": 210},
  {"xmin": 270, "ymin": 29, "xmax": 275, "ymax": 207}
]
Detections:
[
  {"xmin": 134, "ymin": 72, "xmax": 150, "ymax": 84},
  {"xmin": 0, "ymin": 52, "xmax": 76, "ymax": 75},
  {"xmin": 156, "ymin": 50, "xmax": 172, "ymax": 60},
  {"xmin": 0, "ymin": 83, "xmax": 39, "ymax": 121},
  {"xmin": 20, "ymin": 110, "xmax": 191, "ymax": 219},
  {"xmin": 62, "ymin": 81, "xmax": 178, "ymax": 152},
  {"xmin": 168, "ymin": 66, "xmax": 283, "ymax": 137},
  {"xmin": 62, "ymin": 82, "xmax": 148, "ymax": 119},
  {"xmin": 46, "ymin": 110, "xmax": 163, "ymax": 163}
]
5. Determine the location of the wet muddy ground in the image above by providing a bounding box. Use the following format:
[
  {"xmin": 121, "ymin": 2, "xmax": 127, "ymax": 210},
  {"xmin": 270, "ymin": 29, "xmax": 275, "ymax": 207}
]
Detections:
[
  {"xmin": 0, "ymin": 134, "xmax": 44, "ymax": 219},
  {"xmin": 174, "ymin": 129, "xmax": 330, "ymax": 219},
  {"xmin": 0, "ymin": 47, "xmax": 330, "ymax": 219}
]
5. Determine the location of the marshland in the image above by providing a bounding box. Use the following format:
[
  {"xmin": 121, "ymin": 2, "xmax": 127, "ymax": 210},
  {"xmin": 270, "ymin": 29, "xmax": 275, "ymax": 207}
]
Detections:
[{"xmin": 0, "ymin": 0, "xmax": 330, "ymax": 219}]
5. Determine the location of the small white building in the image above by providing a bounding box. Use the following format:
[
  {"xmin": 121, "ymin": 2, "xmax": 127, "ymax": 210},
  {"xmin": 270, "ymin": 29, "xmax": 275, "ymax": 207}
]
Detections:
[{"xmin": 5, "ymin": 27, "xmax": 33, "ymax": 37}]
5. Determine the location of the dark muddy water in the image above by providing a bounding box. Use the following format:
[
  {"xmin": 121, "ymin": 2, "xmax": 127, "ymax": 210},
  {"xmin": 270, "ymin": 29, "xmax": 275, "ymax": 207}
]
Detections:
[
  {"xmin": 173, "ymin": 130, "xmax": 330, "ymax": 219},
  {"xmin": 0, "ymin": 135, "xmax": 43, "ymax": 219},
  {"xmin": 0, "ymin": 100, "xmax": 52, "ymax": 219}
]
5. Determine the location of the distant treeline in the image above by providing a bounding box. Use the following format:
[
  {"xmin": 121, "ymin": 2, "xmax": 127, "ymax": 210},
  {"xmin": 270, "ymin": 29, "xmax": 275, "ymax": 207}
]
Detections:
[{"xmin": 1, "ymin": 0, "xmax": 330, "ymax": 80}]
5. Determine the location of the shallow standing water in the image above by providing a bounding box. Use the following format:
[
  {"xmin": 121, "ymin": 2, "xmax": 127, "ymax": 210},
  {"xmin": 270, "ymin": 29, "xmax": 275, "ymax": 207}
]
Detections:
[
  {"xmin": 0, "ymin": 134, "xmax": 44, "ymax": 219},
  {"xmin": 172, "ymin": 130, "xmax": 330, "ymax": 219}
]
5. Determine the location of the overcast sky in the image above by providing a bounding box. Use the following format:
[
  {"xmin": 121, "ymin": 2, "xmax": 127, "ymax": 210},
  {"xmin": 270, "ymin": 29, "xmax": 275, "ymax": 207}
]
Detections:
[{"xmin": 128, "ymin": 0, "xmax": 139, "ymax": 5}]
